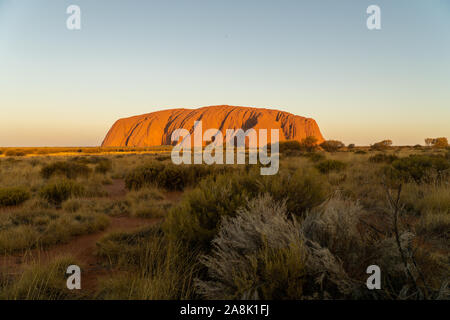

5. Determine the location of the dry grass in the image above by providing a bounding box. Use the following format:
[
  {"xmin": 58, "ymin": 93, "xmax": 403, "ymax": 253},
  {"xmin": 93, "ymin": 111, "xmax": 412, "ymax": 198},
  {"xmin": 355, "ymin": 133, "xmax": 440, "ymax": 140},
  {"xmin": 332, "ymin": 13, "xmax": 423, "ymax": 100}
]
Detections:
[{"xmin": 0, "ymin": 146, "xmax": 448, "ymax": 300}]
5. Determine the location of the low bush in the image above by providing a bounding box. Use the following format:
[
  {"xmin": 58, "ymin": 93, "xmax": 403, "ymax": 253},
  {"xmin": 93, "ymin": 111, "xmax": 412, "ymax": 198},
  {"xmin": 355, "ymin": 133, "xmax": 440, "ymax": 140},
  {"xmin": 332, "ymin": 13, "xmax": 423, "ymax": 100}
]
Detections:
[
  {"xmin": 125, "ymin": 162, "xmax": 233, "ymax": 191},
  {"xmin": 157, "ymin": 165, "xmax": 186, "ymax": 190},
  {"xmin": 304, "ymin": 152, "xmax": 326, "ymax": 162},
  {"xmin": 278, "ymin": 140, "xmax": 302, "ymax": 154},
  {"xmin": 39, "ymin": 180, "xmax": 85, "ymax": 205},
  {"xmin": 369, "ymin": 153, "xmax": 399, "ymax": 164},
  {"xmin": 390, "ymin": 155, "xmax": 450, "ymax": 184},
  {"xmin": 300, "ymin": 136, "xmax": 319, "ymax": 152},
  {"xmin": 0, "ymin": 187, "xmax": 30, "ymax": 207},
  {"xmin": 125, "ymin": 162, "xmax": 164, "ymax": 190},
  {"xmin": 40, "ymin": 161, "xmax": 91, "ymax": 179},
  {"xmin": 320, "ymin": 140, "xmax": 345, "ymax": 152},
  {"xmin": 164, "ymin": 168, "xmax": 328, "ymax": 250},
  {"xmin": 315, "ymin": 159, "xmax": 347, "ymax": 174},
  {"xmin": 371, "ymin": 140, "xmax": 393, "ymax": 151}
]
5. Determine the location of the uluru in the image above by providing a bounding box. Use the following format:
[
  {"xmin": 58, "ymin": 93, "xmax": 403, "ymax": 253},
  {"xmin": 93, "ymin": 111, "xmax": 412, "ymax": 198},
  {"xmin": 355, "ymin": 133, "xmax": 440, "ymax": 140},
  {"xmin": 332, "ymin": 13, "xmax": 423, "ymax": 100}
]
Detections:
[{"xmin": 101, "ymin": 105, "xmax": 325, "ymax": 147}]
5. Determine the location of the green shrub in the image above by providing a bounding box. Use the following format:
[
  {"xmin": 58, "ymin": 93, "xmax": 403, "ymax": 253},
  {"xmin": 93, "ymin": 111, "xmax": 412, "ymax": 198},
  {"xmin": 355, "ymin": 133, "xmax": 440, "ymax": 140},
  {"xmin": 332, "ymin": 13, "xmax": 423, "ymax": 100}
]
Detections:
[
  {"xmin": 163, "ymin": 173, "xmax": 253, "ymax": 249},
  {"xmin": 278, "ymin": 140, "xmax": 302, "ymax": 154},
  {"xmin": 369, "ymin": 153, "xmax": 399, "ymax": 164},
  {"xmin": 304, "ymin": 152, "xmax": 326, "ymax": 162},
  {"xmin": 0, "ymin": 187, "xmax": 30, "ymax": 207},
  {"xmin": 320, "ymin": 140, "xmax": 345, "ymax": 152},
  {"xmin": 300, "ymin": 136, "xmax": 319, "ymax": 152},
  {"xmin": 39, "ymin": 180, "xmax": 85, "ymax": 205},
  {"xmin": 263, "ymin": 168, "xmax": 329, "ymax": 217},
  {"xmin": 157, "ymin": 165, "xmax": 186, "ymax": 190},
  {"xmin": 315, "ymin": 159, "xmax": 347, "ymax": 174},
  {"xmin": 125, "ymin": 162, "xmax": 164, "ymax": 190},
  {"xmin": 164, "ymin": 168, "xmax": 328, "ymax": 250},
  {"xmin": 125, "ymin": 162, "xmax": 232, "ymax": 191},
  {"xmin": 40, "ymin": 161, "xmax": 91, "ymax": 179},
  {"xmin": 391, "ymin": 155, "xmax": 450, "ymax": 184}
]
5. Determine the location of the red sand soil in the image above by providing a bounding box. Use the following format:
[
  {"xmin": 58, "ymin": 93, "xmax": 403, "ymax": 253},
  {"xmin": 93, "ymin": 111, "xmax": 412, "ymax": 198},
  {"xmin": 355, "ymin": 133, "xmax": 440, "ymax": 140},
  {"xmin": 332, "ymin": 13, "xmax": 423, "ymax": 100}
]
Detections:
[
  {"xmin": 0, "ymin": 217, "xmax": 159, "ymax": 293},
  {"xmin": 0, "ymin": 179, "xmax": 184, "ymax": 293}
]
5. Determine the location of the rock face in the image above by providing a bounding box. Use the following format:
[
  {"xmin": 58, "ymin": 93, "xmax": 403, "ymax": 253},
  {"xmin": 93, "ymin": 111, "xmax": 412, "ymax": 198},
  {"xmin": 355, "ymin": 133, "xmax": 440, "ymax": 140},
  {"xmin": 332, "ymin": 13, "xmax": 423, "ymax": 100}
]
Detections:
[{"xmin": 101, "ymin": 105, "xmax": 325, "ymax": 147}]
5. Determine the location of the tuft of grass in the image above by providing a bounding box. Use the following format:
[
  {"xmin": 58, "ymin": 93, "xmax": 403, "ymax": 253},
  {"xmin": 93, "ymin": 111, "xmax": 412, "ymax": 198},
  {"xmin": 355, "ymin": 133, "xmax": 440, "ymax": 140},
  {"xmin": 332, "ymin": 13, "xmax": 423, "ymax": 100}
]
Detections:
[
  {"xmin": 40, "ymin": 161, "xmax": 91, "ymax": 180},
  {"xmin": 0, "ymin": 208, "xmax": 109, "ymax": 253},
  {"xmin": 0, "ymin": 256, "xmax": 81, "ymax": 300},
  {"xmin": 0, "ymin": 187, "xmax": 30, "ymax": 207},
  {"xmin": 315, "ymin": 159, "xmax": 347, "ymax": 174},
  {"xmin": 95, "ymin": 224, "xmax": 198, "ymax": 299},
  {"xmin": 39, "ymin": 180, "xmax": 85, "ymax": 205},
  {"xmin": 95, "ymin": 159, "xmax": 113, "ymax": 174},
  {"xmin": 369, "ymin": 153, "xmax": 399, "ymax": 164}
]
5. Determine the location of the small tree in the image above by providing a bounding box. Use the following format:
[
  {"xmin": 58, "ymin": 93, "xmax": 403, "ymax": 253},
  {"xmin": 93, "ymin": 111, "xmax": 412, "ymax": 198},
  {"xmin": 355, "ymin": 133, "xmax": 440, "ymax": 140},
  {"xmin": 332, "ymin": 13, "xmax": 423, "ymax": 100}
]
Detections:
[
  {"xmin": 432, "ymin": 137, "xmax": 448, "ymax": 149},
  {"xmin": 424, "ymin": 138, "xmax": 434, "ymax": 147},
  {"xmin": 347, "ymin": 144, "xmax": 355, "ymax": 149},
  {"xmin": 371, "ymin": 139, "xmax": 393, "ymax": 151},
  {"xmin": 320, "ymin": 140, "xmax": 345, "ymax": 152},
  {"xmin": 300, "ymin": 136, "xmax": 318, "ymax": 152}
]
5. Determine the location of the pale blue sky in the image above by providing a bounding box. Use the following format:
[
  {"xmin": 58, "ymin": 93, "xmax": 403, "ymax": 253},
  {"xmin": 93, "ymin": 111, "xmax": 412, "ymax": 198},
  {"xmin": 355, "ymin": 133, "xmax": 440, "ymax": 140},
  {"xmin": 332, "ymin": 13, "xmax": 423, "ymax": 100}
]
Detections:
[{"xmin": 0, "ymin": 0, "xmax": 449, "ymax": 146}]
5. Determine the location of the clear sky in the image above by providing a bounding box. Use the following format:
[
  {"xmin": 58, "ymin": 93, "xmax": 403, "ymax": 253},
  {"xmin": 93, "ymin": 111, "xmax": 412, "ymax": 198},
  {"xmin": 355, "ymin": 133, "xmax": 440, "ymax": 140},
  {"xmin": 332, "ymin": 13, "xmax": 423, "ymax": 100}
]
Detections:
[{"xmin": 0, "ymin": 0, "xmax": 449, "ymax": 146}]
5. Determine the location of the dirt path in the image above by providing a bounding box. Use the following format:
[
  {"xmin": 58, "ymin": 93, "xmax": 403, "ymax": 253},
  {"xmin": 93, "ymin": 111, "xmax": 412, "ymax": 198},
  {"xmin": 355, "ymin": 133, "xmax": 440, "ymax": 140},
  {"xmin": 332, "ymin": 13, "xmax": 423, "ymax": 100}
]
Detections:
[
  {"xmin": 0, "ymin": 178, "xmax": 184, "ymax": 295},
  {"xmin": 103, "ymin": 179, "xmax": 127, "ymax": 198},
  {"xmin": 0, "ymin": 216, "xmax": 159, "ymax": 293}
]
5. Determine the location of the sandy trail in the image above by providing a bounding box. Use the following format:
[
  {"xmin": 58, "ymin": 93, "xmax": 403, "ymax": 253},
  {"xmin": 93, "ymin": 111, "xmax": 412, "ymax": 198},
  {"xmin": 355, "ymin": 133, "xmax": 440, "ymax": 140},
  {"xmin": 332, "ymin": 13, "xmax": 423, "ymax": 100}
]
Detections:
[
  {"xmin": 0, "ymin": 179, "xmax": 184, "ymax": 294},
  {"xmin": 0, "ymin": 216, "xmax": 159, "ymax": 293}
]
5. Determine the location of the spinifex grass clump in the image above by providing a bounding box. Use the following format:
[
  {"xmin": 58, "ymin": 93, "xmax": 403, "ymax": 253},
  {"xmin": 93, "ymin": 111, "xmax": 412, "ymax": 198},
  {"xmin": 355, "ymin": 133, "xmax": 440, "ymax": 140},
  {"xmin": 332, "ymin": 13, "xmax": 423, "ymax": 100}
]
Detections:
[
  {"xmin": 95, "ymin": 159, "xmax": 113, "ymax": 174},
  {"xmin": 369, "ymin": 153, "xmax": 399, "ymax": 164},
  {"xmin": 388, "ymin": 154, "xmax": 450, "ymax": 184},
  {"xmin": 315, "ymin": 159, "xmax": 347, "ymax": 174},
  {"xmin": 40, "ymin": 161, "xmax": 91, "ymax": 179},
  {"xmin": 39, "ymin": 180, "xmax": 85, "ymax": 205},
  {"xmin": 0, "ymin": 208, "xmax": 109, "ymax": 253},
  {"xmin": 125, "ymin": 162, "xmax": 233, "ymax": 191},
  {"xmin": 0, "ymin": 187, "xmax": 30, "ymax": 207},
  {"xmin": 95, "ymin": 224, "xmax": 198, "ymax": 299},
  {"xmin": 0, "ymin": 256, "xmax": 81, "ymax": 300}
]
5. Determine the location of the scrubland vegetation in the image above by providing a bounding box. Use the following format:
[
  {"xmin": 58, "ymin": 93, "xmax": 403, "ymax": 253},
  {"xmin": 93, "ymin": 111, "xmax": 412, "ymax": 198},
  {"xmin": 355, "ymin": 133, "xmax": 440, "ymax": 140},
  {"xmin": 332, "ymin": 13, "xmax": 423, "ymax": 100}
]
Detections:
[{"xmin": 0, "ymin": 141, "xmax": 448, "ymax": 300}]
